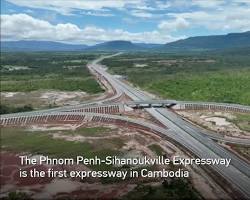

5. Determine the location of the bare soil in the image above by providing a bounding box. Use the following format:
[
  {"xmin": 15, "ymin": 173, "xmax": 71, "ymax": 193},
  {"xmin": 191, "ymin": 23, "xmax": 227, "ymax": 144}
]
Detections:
[
  {"xmin": 1, "ymin": 122, "xmax": 229, "ymax": 199},
  {"xmin": 177, "ymin": 110, "xmax": 250, "ymax": 139},
  {"xmin": 1, "ymin": 90, "xmax": 104, "ymax": 109}
]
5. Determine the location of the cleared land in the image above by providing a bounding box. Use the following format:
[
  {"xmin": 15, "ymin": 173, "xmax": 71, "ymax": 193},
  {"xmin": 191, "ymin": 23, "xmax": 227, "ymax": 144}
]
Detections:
[
  {"xmin": 1, "ymin": 126, "xmax": 121, "ymax": 163},
  {"xmin": 1, "ymin": 124, "xmax": 208, "ymax": 199},
  {"xmin": 102, "ymin": 52, "xmax": 250, "ymax": 105},
  {"xmin": 0, "ymin": 52, "xmax": 104, "ymax": 112},
  {"xmin": 177, "ymin": 111, "xmax": 250, "ymax": 137}
]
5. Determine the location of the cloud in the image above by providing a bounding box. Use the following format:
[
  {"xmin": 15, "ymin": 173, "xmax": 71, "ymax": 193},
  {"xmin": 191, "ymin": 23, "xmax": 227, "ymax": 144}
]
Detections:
[
  {"xmin": 158, "ymin": 17, "xmax": 189, "ymax": 32},
  {"xmin": 130, "ymin": 9, "xmax": 166, "ymax": 19},
  {"xmin": 81, "ymin": 11, "xmax": 114, "ymax": 17},
  {"xmin": 155, "ymin": 1, "xmax": 171, "ymax": 10},
  {"xmin": 163, "ymin": 0, "xmax": 225, "ymax": 9},
  {"xmin": 130, "ymin": 10, "xmax": 154, "ymax": 18},
  {"xmin": 3, "ymin": 0, "xmax": 249, "ymax": 44},
  {"xmin": 234, "ymin": 0, "xmax": 250, "ymax": 5},
  {"xmin": 168, "ymin": 5, "xmax": 250, "ymax": 32},
  {"xmin": 5, "ymin": 0, "xmax": 145, "ymax": 15},
  {"xmin": 191, "ymin": 0, "xmax": 226, "ymax": 8},
  {"xmin": 1, "ymin": 13, "xmax": 181, "ymax": 44}
]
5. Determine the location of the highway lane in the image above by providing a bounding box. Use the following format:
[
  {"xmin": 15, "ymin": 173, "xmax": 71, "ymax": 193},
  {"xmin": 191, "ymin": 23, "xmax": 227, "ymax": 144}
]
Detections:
[
  {"xmin": 2, "ymin": 110, "xmax": 248, "ymax": 169},
  {"xmin": 0, "ymin": 54, "xmax": 125, "ymax": 117},
  {"xmin": 128, "ymin": 100, "xmax": 250, "ymax": 113},
  {"xmin": 1, "ymin": 54, "xmax": 249, "ymax": 197},
  {"xmin": 90, "ymin": 54, "xmax": 250, "ymax": 198},
  {"xmin": 154, "ymin": 108, "xmax": 250, "ymax": 176},
  {"xmin": 1, "ymin": 102, "xmax": 249, "ymax": 146},
  {"xmin": 2, "ymin": 110, "xmax": 249, "ymax": 196},
  {"xmin": 172, "ymin": 111, "xmax": 250, "ymax": 146}
]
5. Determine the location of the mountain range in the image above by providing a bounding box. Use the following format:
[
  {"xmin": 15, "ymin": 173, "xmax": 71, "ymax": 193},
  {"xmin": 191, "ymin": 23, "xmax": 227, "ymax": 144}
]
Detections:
[
  {"xmin": 86, "ymin": 40, "xmax": 144, "ymax": 51},
  {"xmin": 162, "ymin": 31, "xmax": 250, "ymax": 51},
  {"xmin": 1, "ymin": 31, "xmax": 250, "ymax": 52},
  {"xmin": 1, "ymin": 41, "xmax": 88, "ymax": 52}
]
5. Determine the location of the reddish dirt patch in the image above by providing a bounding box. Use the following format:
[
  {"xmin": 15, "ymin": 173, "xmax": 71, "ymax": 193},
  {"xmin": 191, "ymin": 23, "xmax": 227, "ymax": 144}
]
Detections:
[
  {"xmin": 0, "ymin": 152, "xmax": 136, "ymax": 199},
  {"xmin": 0, "ymin": 152, "xmax": 54, "ymax": 187}
]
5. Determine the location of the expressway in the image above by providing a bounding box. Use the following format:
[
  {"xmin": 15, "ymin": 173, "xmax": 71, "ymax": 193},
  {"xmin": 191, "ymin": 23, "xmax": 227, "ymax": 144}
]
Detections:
[
  {"xmin": 127, "ymin": 100, "xmax": 250, "ymax": 113},
  {"xmin": 88, "ymin": 54, "xmax": 250, "ymax": 198},
  {"xmin": 1, "ymin": 54, "xmax": 250, "ymax": 198},
  {"xmin": 1, "ymin": 106, "xmax": 249, "ymax": 146}
]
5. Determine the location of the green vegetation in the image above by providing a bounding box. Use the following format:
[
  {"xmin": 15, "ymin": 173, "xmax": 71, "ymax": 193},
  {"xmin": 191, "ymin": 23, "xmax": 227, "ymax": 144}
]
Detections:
[
  {"xmin": 102, "ymin": 52, "xmax": 250, "ymax": 105},
  {"xmin": 0, "ymin": 52, "xmax": 103, "ymax": 94},
  {"xmin": 147, "ymin": 70, "xmax": 250, "ymax": 105},
  {"xmin": 2, "ymin": 191, "xmax": 33, "ymax": 200},
  {"xmin": 148, "ymin": 144, "xmax": 164, "ymax": 156},
  {"xmin": 0, "ymin": 104, "xmax": 33, "ymax": 114},
  {"xmin": 1, "ymin": 77, "xmax": 101, "ymax": 93},
  {"xmin": 123, "ymin": 178, "xmax": 201, "ymax": 200},
  {"xmin": 1, "ymin": 127, "xmax": 121, "ymax": 170},
  {"xmin": 231, "ymin": 145, "xmax": 250, "ymax": 160},
  {"xmin": 60, "ymin": 126, "xmax": 115, "ymax": 137},
  {"xmin": 230, "ymin": 113, "xmax": 250, "ymax": 132}
]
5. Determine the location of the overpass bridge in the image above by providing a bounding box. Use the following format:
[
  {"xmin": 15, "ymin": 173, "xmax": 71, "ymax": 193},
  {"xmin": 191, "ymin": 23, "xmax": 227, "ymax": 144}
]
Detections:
[
  {"xmin": 1, "ymin": 111, "xmax": 249, "ymax": 146},
  {"xmin": 125, "ymin": 100, "xmax": 177, "ymax": 108},
  {"xmin": 1, "ymin": 54, "xmax": 250, "ymax": 198},
  {"xmin": 125, "ymin": 100, "xmax": 250, "ymax": 113},
  {"xmin": 88, "ymin": 54, "xmax": 250, "ymax": 198}
]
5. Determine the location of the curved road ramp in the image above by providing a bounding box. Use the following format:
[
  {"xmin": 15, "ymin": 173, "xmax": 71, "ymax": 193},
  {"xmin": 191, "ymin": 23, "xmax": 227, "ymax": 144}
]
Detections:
[{"xmin": 1, "ymin": 54, "xmax": 250, "ymax": 199}]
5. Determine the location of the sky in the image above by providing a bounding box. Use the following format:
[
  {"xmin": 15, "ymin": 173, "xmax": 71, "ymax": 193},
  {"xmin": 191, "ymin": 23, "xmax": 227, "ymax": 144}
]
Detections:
[{"xmin": 1, "ymin": 0, "xmax": 250, "ymax": 45}]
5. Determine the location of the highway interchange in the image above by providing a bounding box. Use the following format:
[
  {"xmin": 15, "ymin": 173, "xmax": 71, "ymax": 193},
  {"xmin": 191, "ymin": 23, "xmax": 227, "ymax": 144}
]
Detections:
[
  {"xmin": 1, "ymin": 54, "xmax": 250, "ymax": 199},
  {"xmin": 89, "ymin": 54, "xmax": 250, "ymax": 198}
]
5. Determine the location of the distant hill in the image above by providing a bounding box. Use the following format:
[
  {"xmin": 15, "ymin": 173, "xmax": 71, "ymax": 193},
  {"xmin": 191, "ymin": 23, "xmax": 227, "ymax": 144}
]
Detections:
[
  {"xmin": 2, "ymin": 31, "xmax": 249, "ymax": 52},
  {"xmin": 85, "ymin": 40, "xmax": 145, "ymax": 51},
  {"xmin": 208, "ymin": 46, "xmax": 250, "ymax": 56},
  {"xmin": 135, "ymin": 43, "xmax": 162, "ymax": 49},
  {"xmin": 86, "ymin": 40, "xmax": 163, "ymax": 51},
  {"xmin": 162, "ymin": 31, "xmax": 250, "ymax": 51},
  {"xmin": 1, "ymin": 41, "xmax": 88, "ymax": 52}
]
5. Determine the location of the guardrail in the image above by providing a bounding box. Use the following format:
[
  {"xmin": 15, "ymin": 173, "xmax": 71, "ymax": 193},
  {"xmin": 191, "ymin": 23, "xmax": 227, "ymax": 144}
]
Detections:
[{"xmin": 126, "ymin": 100, "xmax": 250, "ymax": 113}]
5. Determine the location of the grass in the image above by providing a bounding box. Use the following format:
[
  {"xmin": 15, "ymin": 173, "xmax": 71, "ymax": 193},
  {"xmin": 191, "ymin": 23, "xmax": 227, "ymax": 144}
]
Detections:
[
  {"xmin": 1, "ymin": 127, "xmax": 122, "ymax": 170},
  {"xmin": 60, "ymin": 126, "xmax": 115, "ymax": 137},
  {"xmin": 0, "ymin": 52, "xmax": 104, "ymax": 112},
  {"xmin": 0, "ymin": 104, "xmax": 33, "ymax": 114},
  {"xmin": 3, "ymin": 191, "xmax": 33, "ymax": 200},
  {"xmin": 102, "ymin": 52, "xmax": 250, "ymax": 105},
  {"xmin": 148, "ymin": 144, "xmax": 164, "ymax": 156},
  {"xmin": 1, "ymin": 127, "xmax": 90, "ymax": 158},
  {"xmin": 146, "ymin": 70, "xmax": 250, "ymax": 105},
  {"xmin": 1, "ymin": 77, "xmax": 102, "ymax": 94},
  {"xmin": 0, "ymin": 52, "xmax": 103, "ymax": 94},
  {"xmin": 231, "ymin": 145, "xmax": 250, "ymax": 160},
  {"xmin": 229, "ymin": 113, "xmax": 250, "ymax": 132},
  {"xmin": 122, "ymin": 179, "xmax": 201, "ymax": 200}
]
